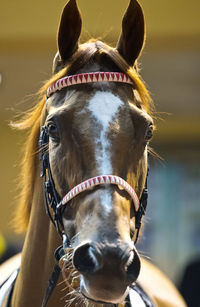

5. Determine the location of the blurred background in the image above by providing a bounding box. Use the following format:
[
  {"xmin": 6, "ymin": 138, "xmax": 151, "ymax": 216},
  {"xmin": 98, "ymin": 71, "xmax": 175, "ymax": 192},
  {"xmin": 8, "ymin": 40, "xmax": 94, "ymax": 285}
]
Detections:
[{"xmin": 0, "ymin": 0, "xmax": 199, "ymax": 305}]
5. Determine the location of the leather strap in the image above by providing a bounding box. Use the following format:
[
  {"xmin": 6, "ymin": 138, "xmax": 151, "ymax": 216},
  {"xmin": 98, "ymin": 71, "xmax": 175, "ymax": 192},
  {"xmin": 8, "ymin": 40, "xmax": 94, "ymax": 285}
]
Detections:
[
  {"xmin": 129, "ymin": 284, "xmax": 155, "ymax": 307},
  {"xmin": 0, "ymin": 269, "xmax": 19, "ymax": 307},
  {"xmin": 46, "ymin": 72, "xmax": 133, "ymax": 98},
  {"xmin": 41, "ymin": 246, "xmax": 65, "ymax": 307},
  {"xmin": 41, "ymin": 264, "xmax": 61, "ymax": 307}
]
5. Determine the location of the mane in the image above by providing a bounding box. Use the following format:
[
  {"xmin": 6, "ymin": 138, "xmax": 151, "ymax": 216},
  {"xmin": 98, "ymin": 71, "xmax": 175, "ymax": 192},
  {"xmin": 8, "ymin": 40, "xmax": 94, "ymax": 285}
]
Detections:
[{"xmin": 13, "ymin": 40, "xmax": 153, "ymax": 233}]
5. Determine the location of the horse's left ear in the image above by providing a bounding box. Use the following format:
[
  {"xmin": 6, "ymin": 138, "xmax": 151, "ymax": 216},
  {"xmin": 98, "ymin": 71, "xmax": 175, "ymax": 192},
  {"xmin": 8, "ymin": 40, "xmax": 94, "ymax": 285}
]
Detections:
[
  {"xmin": 57, "ymin": 0, "xmax": 82, "ymax": 63},
  {"xmin": 116, "ymin": 0, "xmax": 145, "ymax": 66}
]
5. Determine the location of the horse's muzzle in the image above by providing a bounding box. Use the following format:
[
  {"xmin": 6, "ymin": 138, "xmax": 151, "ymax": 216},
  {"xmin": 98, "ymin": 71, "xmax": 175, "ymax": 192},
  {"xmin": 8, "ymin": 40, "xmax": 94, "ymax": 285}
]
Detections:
[{"xmin": 72, "ymin": 241, "xmax": 141, "ymax": 303}]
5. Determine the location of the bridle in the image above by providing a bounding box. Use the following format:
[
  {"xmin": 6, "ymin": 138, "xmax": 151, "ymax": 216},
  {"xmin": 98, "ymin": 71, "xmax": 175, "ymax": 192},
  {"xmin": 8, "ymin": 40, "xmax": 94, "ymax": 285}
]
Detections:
[{"xmin": 39, "ymin": 72, "xmax": 149, "ymax": 307}]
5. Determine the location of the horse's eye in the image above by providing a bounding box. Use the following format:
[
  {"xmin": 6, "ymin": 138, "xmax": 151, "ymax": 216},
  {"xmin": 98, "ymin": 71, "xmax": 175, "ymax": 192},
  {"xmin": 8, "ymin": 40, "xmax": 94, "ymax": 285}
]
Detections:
[
  {"xmin": 47, "ymin": 122, "xmax": 59, "ymax": 140},
  {"xmin": 145, "ymin": 124, "xmax": 153, "ymax": 142}
]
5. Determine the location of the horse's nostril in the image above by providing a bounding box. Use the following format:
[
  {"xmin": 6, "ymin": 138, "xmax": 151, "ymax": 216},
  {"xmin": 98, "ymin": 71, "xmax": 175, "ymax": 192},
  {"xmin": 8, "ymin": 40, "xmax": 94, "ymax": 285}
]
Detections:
[
  {"xmin": 126, "ymin": 250, "xmax": 141, "ymax": 283},
  {"xmin": 73, "ymin": 243, "xmax": 99, "ymax": 274}
]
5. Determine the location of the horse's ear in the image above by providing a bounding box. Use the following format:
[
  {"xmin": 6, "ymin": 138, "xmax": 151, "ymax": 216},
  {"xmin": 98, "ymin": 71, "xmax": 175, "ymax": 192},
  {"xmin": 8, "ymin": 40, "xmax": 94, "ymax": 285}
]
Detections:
[
  {"xmin": 57, "ymin": 0, "xmax": 82, "ymax": 63},
  {"xmin": 117, "ymin": 0, "xmax": 145, "ymax": 66}
]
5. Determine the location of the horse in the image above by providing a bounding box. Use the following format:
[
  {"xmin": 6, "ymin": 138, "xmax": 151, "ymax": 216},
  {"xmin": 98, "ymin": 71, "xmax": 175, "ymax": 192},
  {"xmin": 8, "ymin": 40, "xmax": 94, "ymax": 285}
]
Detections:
[{"xmin": 0, "ymin": 0, "xmax": 187, "ymax": 306}]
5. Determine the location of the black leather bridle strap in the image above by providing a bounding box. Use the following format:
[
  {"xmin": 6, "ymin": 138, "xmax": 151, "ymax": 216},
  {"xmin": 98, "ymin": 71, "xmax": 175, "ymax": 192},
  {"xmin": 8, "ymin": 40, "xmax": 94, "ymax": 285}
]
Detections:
[
  {"xmin": 42, "ymin": 246, "xmax": 65, "ymax": 307},
  {"xmin": 134, "ymin": 170, "xmax": 148, "ymax": 244},
  {"xmin": 130, "ymin": 284, "xmax": 155, "ymax": 307},
  {"xmin": 39, "ymin": 126, "xmax": 65, "ymax": 238},
  {"xmin": 42, "ymin": 265, "xmax": 61, "ymax": 307}
]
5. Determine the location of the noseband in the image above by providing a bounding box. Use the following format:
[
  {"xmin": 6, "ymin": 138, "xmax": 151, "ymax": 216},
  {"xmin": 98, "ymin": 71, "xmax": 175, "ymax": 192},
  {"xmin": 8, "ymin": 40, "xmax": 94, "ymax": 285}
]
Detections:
[
  {"xmin": 39, "ymin": 72, "xmax": 148, "ymax": 307},
  {"xmin": 61, "ymin": 175, "xmax": 140, "ymax": 210}
]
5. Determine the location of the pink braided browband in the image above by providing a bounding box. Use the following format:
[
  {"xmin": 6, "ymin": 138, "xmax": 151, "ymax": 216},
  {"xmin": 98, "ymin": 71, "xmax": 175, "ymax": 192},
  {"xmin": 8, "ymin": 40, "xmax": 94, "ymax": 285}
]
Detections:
[
  {"xmin": 47, "ymin": 72, "xmax": 133, "ymax": 98},
  {"xmin": 61, "ymin": 175, "xmax": 139, "ymax": 212}
]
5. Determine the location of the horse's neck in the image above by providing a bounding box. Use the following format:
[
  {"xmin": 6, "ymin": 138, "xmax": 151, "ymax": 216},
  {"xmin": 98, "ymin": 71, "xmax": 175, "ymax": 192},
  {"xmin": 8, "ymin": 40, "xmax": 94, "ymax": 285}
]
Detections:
[{"xmin": 11, "ymin": 168, "xmax": 63, "ymax": 307}]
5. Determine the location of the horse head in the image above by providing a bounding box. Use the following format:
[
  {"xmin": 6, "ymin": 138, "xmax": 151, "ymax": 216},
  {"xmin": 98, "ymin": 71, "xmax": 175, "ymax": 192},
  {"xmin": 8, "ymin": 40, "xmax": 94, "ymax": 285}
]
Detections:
[{"xmin": 40, "ymin": 0, "xmax": 153, "ymax": 304}]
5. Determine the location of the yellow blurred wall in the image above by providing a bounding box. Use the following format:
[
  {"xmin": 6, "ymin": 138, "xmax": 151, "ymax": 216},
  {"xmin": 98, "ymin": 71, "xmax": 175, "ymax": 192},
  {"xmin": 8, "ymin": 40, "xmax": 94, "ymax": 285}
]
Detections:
[{"xmin": 1, "ymin": 0, "xmax": 200, "ymax": 40}]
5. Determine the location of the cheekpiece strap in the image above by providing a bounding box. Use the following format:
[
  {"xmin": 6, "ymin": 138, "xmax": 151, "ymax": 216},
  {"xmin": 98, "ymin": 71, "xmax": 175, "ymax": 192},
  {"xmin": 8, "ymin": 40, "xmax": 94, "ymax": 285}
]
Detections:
[{"xmin": 46, "ymin": 72, "xmax": 133, "ymax": 98}]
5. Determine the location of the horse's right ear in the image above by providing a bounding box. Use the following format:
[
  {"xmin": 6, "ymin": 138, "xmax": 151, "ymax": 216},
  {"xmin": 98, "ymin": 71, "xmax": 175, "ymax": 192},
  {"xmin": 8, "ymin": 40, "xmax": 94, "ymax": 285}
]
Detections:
[
  {"xmin": 57, "ymin": 0, "xmax": 82, "ymax": 63},
  {"xmin": 117, "ymin": 0, "xmax": 145, "ymax": 66}
]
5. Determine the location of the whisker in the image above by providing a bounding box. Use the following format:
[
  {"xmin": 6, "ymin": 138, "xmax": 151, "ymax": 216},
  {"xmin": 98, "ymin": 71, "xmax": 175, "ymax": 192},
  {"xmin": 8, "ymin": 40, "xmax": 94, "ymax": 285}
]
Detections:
[
  {"xmin": 64, "ymin": 295, "xmax": 79, "ymax": 307},
  {"xmin": 58, "ymin": 277, "xmax": 70, "ymax": 287},
  {"xmin": 62, "ymin": 289, "xmax": 78, "ymax": 298},
  {"xmin": 71, "ymin": 270, "xmax": 79, "ymax": 277},
  {"xmin": 61, "ymin": 285, "xmax": 71, "ymax": 292}
]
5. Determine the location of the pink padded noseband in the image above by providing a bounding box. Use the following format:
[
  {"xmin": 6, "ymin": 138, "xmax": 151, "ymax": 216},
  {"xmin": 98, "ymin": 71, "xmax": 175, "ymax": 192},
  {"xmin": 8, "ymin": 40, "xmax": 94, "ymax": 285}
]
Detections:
[
  {"xmin": 61, "ymin": 175, "xmax": 139, "ymax": 212},
  {"xmin": 47, "ymin": 72, "xmax": 133, "ymax": 98}
]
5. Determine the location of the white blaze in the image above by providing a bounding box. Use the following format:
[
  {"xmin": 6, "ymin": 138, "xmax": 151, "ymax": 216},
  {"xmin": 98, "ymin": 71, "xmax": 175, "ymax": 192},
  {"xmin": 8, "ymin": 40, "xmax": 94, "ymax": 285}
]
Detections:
[{"xmin": 88, "ymin": 91, "xmax": 123, "ymax": 213}]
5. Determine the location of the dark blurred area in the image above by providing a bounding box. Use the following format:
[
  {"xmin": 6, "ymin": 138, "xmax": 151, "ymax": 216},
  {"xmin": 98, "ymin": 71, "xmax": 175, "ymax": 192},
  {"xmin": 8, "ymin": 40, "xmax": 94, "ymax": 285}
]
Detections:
[{"xmin": 0, "ymin": 0, "xmax": 199, "ymax": 305}]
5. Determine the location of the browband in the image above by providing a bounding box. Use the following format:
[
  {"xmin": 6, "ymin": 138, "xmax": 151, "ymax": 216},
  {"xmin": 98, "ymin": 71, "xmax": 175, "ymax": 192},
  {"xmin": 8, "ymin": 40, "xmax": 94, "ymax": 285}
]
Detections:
[
  {"xmin": 60, "ymin": 175, "xmax": 139, "ymax": 212},
  {"xmin": 47, "ymin": 72, "xmax": 133, "ymax": 98}
]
